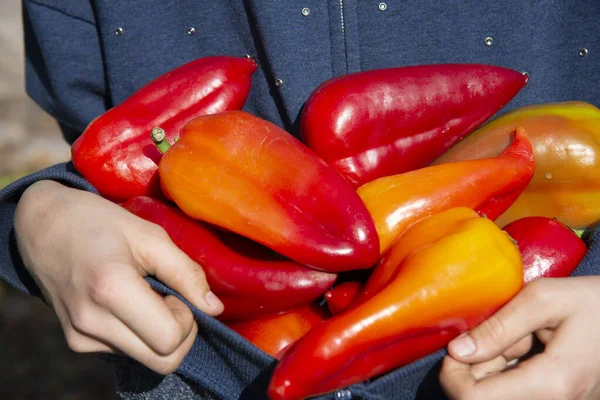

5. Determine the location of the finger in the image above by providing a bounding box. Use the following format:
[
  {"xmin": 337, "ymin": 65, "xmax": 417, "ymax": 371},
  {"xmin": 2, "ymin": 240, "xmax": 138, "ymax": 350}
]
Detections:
[
  {"xmin": 447, "ymin": 279, "xmax": 573, "ymax": 363},
  {"xmin": 536, "ymin": 328, "xmax": 554, "ymax": 344},
  {"xmin": 470, "ymin": 355, "xmax": 508, "ymax": 380},
  {"xmin": 441, "ymin": 353, "xmax": 553, "ymax": 400},
  {"xmin": 502, "ymin": 334, "xmax": 534, "ymax": 361},
  {"xmin": 135, "ymin": 230, "xmax": 224, "ymax": 316},
  {"xmin": 91, "ymin": 271, "xmax": 195, "ymax": 356},
  {"xmin": 86, "ymin": 310, "xmax": 199, "ymax": 376},
  {"xmin": 64, "ymin": 328, "xmax": 117, "ymax": 354},
  {"xmin": 440, "ymin": 356, "xmax": 475, "ymax": 400}
]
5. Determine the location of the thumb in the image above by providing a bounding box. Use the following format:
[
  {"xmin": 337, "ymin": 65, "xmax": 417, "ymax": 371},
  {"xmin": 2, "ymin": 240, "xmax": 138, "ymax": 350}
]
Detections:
[
  {"xmin": 447, "ymin": 279, "xmax": 571, "ymax": 363},
  {"xmin": 135, "ymin": 227, "xmax": 224, "ymax": 316}
]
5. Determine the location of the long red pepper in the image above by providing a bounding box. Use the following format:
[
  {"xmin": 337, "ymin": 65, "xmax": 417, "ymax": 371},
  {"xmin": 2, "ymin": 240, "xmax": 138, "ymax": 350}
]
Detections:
[
  {"xmin": 72, "ymin": 56, "xmax": 257, "ymax": 202},
  {"xmin": 122, "ymin": 196, "xmax": 336, "ymax": 320},
  {"xmin": 301, "ymin": 64, "xmax": 528, "ymax": 187},
  {"xmin": 155, "ymin": 110, "xmax": 380, "ymax": 272}
]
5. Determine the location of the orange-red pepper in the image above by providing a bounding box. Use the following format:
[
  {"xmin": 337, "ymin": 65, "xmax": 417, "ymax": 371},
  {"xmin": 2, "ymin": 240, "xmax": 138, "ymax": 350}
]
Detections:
[
  {"xmin": 227, "ymin": 304, "xmax": 329, "ymax": 359},
  {"xmin": 358, "ymin": 127, "xmax": 535, "ymax": 254},
  {"xmin": 433, "ymin": 102, "xmax": 600, "ymax": 229},
  {"xmin": 154, "ymin": 110, "xmax": 379, "ymax": 272},
  {"xmin": 324, "ymin": 281, "xmax": 363, "ymax": 316},
  {"xmin": 268, "ymin": 208, "xmax": 523, "ymax": 400}
]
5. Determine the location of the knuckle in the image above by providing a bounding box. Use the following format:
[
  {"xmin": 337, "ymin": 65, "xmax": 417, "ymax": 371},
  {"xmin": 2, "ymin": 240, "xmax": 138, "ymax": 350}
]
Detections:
[
  {"xmin": 87, "ymin": 270, "xmax": 117, "ymax": 307},
  {"xmin": 63, "ymin": 329, "xmax": 88, "ymax": 353},
  {"xmin": 523, "ymin": 278, "xmax": 551, "ymax": 305},
  {"xmin": 152, "ymin": 355, "xmax": 183, "ymax": 376},
  {"xmin": 479, "ymin": 314, "xmax": 507, "ymax": 347},
  {"xmin": 155, "ymin": 326, "xmax": 183, "ymax": 356},
  {"xmin": 68, "ymin": 303, "xmax": 94, "ymax": 335}
]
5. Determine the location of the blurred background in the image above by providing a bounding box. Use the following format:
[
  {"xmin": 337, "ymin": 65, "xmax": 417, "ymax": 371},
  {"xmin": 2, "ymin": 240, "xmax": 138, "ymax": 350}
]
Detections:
[{"xmin": 0, "ymin": 2, "xmax": 117, "ymax": 398}]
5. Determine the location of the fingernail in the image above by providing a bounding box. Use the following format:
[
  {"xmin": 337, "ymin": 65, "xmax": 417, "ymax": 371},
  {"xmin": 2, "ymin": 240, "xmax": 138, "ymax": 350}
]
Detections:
[
  {"xmin": 204, "ymin": 291, "xmax": 223, "ymax": 309},
  {"xmin": 450, "ymin": 333, "xmax": 476, "ymax": 357}
]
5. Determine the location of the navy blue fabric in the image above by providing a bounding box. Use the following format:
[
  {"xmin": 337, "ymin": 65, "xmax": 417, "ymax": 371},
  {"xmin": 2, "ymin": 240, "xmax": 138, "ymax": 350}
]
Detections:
[{"xmin": 3, "ymin": 1, "xmax": 600, "ymax": 399}]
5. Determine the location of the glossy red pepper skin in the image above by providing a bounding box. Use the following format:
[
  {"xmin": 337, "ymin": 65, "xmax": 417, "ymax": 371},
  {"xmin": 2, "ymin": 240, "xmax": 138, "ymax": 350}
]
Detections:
[
  {"xmin": 268, "ymin": 208, "xmax": 523, "ymax": 400},
  {"xmin": 122, "ymin": 196, "xmax": 336, "ymax": 320},
  {"xmin": 72, "ymin": 56, "xmax": 257, "ymax": 202},
  {"xmin": 324, "ymin": 281, "xmax": 363, "ymax": 316},
  {"xmin": 227, "ymin": 304, "xmax": 329, "ymax": 358},
  {"xmin": 158, "ymin": 110, "xmax": 380, "ymax": 272},
  {"xmin": 502, "ymin": 217, "xmax": 587, "ymax": 284},
  {"xmin": 358, "ymin": 127, "xmax": 535, "ymax": 254},
  {"xmin": 301, "ymin": 64, "xmax": 528, "ymax": 187}
]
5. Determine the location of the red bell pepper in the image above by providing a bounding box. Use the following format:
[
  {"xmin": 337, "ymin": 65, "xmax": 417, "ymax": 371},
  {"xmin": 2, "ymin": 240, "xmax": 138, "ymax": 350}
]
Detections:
[
  {"xmin": 301, "ymin": 64, "xmax": 528, "ymax": 187},
  {"xmin": 357, "ymin": 127, "xmax": 535, "ymax": 254},
  {"xmin": 153, "ymin": 110, "xmax": 380, "ymax": 272},
  {"xmin": 227, "ymin": 304, "xmax": 329, "ymax": 358},
  {"xmin": 502, "ymin": 216, "xmax": 587, "ymax": 284},
  {"xmin": 72, "ymin": 56, "xmax": 257, "ymax": 202},
  {"xmin": 324, "ymin": 281, "xmax": 363, "ymax": 316},
  {"xmin": 268, "ymin": 208, "xmax": 523, "ymax": 400},
  {"xmin": 122, "ymin": 196, "xmax": 337, "ymax": 320}
]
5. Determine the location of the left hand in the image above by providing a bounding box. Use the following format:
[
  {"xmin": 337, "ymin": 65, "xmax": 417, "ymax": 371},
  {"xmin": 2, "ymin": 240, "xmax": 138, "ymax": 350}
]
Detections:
[{"xmin": 439, "ymin": 277, "xmax": 600, "ymax": 400}]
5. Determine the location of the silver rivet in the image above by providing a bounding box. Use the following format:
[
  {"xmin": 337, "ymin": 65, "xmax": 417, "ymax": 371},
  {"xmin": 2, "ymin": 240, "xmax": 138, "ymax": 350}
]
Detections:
[
  {"xmin": 115, "ymin": 27, "xmax": 124, "ymax": 36},
  {"xmin": 378, "ymin": 2, "xmax": 387, "ymax": 11},
  {"xmin": 484, "ymin": 37, "xmax": 493, "ymax": 46},
  {"xmin": 187, "ymin": 27, "xmax": 196, "ymax": 35},
  {"xmin": 545, "ymin": 172, "xmax": 553, "ymax": 179},
  {"xmin": 301, "ymin": 7, "xmax": 311, "ymax": 16},
  {"xmin": 335, "ymin": 389, "xmax": 352, "ymax": 399},
  {"xmin": 275, "ymin": 78, "xmax": 284, "ymax": 87},
  {"xmin": 579, "ymin": 48, "xmax": 588, "ymax": 57}
]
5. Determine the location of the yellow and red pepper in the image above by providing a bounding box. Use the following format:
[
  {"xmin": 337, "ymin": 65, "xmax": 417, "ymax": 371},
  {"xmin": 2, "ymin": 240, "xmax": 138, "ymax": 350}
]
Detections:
[{"xmin": 268, "ymin": 208, "xmax": 524, "ymax": 400}]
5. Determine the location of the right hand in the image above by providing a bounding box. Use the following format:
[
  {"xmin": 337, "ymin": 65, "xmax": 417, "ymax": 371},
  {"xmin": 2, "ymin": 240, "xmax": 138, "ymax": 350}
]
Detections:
[{"xmin": 14, "ymin": 180, "xmax": 224, "ymax": 375}]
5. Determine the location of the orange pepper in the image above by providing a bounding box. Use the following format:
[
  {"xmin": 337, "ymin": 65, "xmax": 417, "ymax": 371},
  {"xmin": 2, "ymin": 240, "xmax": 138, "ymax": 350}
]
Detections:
[
  {"xmin": 268, "ymin": 207, "xmax": 523, "ymax": 400},
  {"xmin": 154, "ymin": 110, "xmax": 379, "ymax": 272},
  {"xmin": 433, "ymin": 101, "xmax": 600, "ymax": 229},
  {"xmin": 358, "ymin": 127, "xmax": 534, "ymax": 254}
]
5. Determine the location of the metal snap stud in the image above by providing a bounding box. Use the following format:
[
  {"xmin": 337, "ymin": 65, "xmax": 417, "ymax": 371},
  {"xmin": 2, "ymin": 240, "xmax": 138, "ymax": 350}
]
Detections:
[
  {"xmin": 275, "ymin": 78, "xmax": 284, "ymax": 87},
  {"xmin": 302, "ymin": 7, "xmax": 311, "ymax": 16},
  {"xmin": 187, "ymin": 27, "xmax": 196, "ymax": 35},
  {"xmin": 579, "ymin": 48, "xmax": 588, "ymax": 57},
  {"xmin": 378, "ymin": 2, "xmax": 387, "ymax": 11},
  {"xmin": 115, "ymin": 27, "xmax": 124, "ymax": 36},
  {"xmin": 484, "ymin": 36, "xmax": 493, "ymax": 46},
  {"xmin": 522, "ymin": 71, "xmax": 529, "ymax": 77},
  {"xmin": 335, "ymin": 389, "xmax": 352, "ymax": 399}
]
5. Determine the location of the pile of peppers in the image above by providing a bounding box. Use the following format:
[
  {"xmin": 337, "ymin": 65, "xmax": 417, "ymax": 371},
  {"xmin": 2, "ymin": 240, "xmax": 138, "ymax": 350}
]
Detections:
[{"xmin": 71, "ymin": 56, "xmax": 596, "ymax": 400}]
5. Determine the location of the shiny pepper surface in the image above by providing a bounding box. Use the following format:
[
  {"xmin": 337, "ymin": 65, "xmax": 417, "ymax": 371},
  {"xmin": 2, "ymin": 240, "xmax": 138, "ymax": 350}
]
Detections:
[
  {"xmin": 157, "ymin": 110, "xmax": 379, "ymax": 272},
  {"xmin": 301, "ymin": 64, "xmax": 528, "ymax": 187},
  {"xmin": 433, "ymin": 102, "xmax": 600, "ymax": 228},
  {"xmin": 268, "ymin": 208, "xmax": 523, "ymax": 400},
  {"xmin": 122, "ymin": 196, "xmax": 337, "ymax": 320},
  {"xmin": 72, "ymin": 56, "xmax": 256, "ymax": 202},
  {"xmin": 358, "ymin": 127, "xmax": 535, "ymax": 254}
]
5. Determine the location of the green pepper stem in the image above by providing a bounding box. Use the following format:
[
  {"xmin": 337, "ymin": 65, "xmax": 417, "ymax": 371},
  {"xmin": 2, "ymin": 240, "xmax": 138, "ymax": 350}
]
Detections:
[
  {"xmin": 571, "ymin": 228, "xmax": 586, "ymax": 239},
  {"xmin": 151, "ymin": 127, "xmax": 171, "ymax": 154}
]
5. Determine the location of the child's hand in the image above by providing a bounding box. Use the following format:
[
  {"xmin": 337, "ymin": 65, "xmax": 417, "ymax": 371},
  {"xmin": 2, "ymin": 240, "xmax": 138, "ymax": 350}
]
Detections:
[
  {"xmin": 14, "ymin": 180, "xmax": 224, "ymax": 375},
  {"xmin": 440, "ymin": 277, "xmax": 600, "ymax": 400}
]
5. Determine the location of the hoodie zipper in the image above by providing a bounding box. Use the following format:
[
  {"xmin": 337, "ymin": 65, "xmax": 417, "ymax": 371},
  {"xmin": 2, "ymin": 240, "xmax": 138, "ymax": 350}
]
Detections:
[{"xmin": 339, "ymin": 0, "xmax": 348, "ymax": 73}]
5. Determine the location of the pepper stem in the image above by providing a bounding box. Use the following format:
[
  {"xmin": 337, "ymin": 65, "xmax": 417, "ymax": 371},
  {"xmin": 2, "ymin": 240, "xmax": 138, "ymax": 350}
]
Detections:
[{"xmin": 151, "ymin": 127, "xmax": 171, "ymax": 154}]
